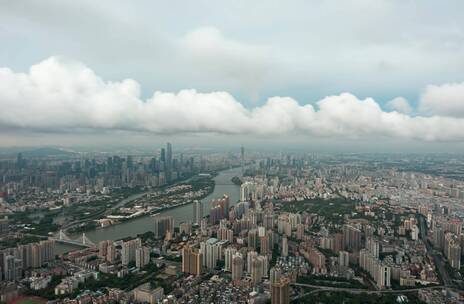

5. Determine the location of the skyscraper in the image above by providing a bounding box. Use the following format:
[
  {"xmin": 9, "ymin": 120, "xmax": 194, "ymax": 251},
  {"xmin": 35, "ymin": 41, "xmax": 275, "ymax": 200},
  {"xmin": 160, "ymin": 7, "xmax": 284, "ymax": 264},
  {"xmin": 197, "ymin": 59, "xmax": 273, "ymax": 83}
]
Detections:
[
  {"xmin": 16, "ymin": 153, "xmax": 24, "ymax": 169},
  {"xmin": 271, "ymin": 277, "xmax": 290, "ymax": 304},
  {"xmin": 339, "ymin": 251, "xmax": 350, "ymax": 268},
  {"xmin": 231, "ymin": 253, "xmax": 244, "ymax": 281},
  {"xmin": 282, "ymin": 236, "xmax": 288, "ymax": 257},
  {"xmin": 0, "ymin": 217, "xmax": 9, "ymax": 236},
  {"xmin": 166, "ymin": 142, "xmax": 172, "ymax": 168},
  {"xmin": 251, "ymin": 255, "xmax": 265, "ymax": 284},
  {"xmin": 121, "ymin": 238, "xmax": 142, "ymax": 266},
  {"xmin": 240, "ymin": 146, "xmax": 245, "ymax": 176},
  {"xmin": 248, "ymin": 229, "xmax": 258, "ymax": 250},
  {"xmin": 224, "ymin": 247, "xmax": 237, "ymax": 272},
  {"xmin": 166, "ymin": 142, "xmax": 172, "ymax": 182},
  {"xmin": 4, "ymin": 255, "xmax": 16, "ymax": 281},
  {"xmin": 160, "ymin": 148, "xmax": 166, "ymax": 163},
  {"xmin": 343, "ymin": 224, "xmax": 362, "ymax": 251},
  {"xmin": 193, "ymin": 200, "xmax": 203, "ymax": 225},
  {"xmin": 107, "ymin": 242, "xmax": 116, "ymax": 263},
  {"xmin": 200, "ymin": 238, "xmax": 220, "ymax": 270},
  {"xmin": 154, "ymin": 215, "xmax": 174, "ymax": 239},
  {"xmin": 182, "ymin": 245, "xmax": 202, "ymax": 276},
  {"xmin": 135, "ymin": 246, "xmax": 150, "ymax": 268}
]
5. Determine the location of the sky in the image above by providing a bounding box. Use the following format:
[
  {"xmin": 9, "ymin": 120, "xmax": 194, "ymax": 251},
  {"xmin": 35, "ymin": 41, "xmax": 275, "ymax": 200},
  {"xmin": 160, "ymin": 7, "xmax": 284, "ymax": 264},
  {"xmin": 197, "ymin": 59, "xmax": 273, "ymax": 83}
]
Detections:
[{"xmin": 1, "ymin": 0, "xmax": 464, "ymax": 151}]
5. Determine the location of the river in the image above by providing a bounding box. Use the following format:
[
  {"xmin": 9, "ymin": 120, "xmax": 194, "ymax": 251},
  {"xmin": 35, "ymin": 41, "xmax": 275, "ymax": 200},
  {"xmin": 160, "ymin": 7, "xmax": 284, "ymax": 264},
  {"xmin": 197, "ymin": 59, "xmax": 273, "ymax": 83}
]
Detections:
[{"xmin": 55, "ymin": 167, "xmax": 241, "ymax": 254}]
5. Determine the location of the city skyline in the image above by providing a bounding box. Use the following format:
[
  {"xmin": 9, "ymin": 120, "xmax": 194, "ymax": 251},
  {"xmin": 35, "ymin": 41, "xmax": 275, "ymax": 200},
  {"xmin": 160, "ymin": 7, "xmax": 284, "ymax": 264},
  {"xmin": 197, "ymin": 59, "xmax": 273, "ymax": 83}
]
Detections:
[{"xmin": 1, "ymin": 2, "xmax": 464, "ymax": 303}]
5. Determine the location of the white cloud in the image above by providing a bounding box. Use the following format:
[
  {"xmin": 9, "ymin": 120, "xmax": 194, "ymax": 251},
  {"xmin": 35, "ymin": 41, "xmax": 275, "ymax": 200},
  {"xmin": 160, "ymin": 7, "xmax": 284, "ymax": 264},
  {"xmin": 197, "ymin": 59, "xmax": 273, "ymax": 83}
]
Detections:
[
  {"xmin": 420, "ymin": 82, "xmax": 464, "ymax": 117},
  {"xmin": 386, "ymin": 97, "xmax": 412, "ymax": 113},
  {"xmin": 179, "ymin": 27, "xmax": 274, "ymax": 99},
  {"xmin": 2, "ymin": 57, "xmax": 464, "ymax": 142}
]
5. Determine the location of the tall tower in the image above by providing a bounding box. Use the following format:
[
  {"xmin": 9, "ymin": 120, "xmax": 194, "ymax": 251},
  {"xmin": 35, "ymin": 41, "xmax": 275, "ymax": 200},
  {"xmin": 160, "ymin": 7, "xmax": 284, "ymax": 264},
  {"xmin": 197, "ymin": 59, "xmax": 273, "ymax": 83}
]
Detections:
[
  {"xmin": 166, "ymin": 142, "xmax": 172, "ymax": 182},
  {"xmin": 166, "ymin": 142, "xmax": 172, "ymax": 168},
  {"xmin": 160, "ymin": 148, "xmax": 166, "ymax": 163},
  {"xmin": 154, "ymin": 215, "xmax": 174, "ymax": 239},
  {"xmin": 271, "ymin": 277, "xmax": 290, "ymax": 304},
  {"xmin": 193, "ymin": 200, "xmax": 203, "ymax": 225},
  {"xmin": 232, "ymin": 253, "xmax": 244, "ymax": 281},
  {"xmin": 240, "ymin": 145, "xmax": 245, "ymax": 176}
]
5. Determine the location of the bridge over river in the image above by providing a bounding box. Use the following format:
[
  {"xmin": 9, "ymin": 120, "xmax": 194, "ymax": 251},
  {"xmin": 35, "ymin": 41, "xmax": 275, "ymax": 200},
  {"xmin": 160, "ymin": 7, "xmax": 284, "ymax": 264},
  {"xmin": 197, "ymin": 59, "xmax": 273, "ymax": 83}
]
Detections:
[{"xmin": 49, "ymin": 230, "xmax": 96, "ymax": 248}]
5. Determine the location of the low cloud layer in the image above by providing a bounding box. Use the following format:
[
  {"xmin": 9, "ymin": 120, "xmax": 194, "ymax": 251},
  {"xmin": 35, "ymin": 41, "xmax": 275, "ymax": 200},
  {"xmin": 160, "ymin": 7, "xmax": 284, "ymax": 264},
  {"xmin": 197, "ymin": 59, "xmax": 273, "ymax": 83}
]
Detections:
[
  {"xmin": 1, "ymin": 57, "xmax": 464, "ymax": 142},
  {"xmin": 386, "ymin": 97, "xmax": 412, "ymax": 114},
  {"xmin": 420, "ymin": 82, "xmax": 464, "ymax": 117}
]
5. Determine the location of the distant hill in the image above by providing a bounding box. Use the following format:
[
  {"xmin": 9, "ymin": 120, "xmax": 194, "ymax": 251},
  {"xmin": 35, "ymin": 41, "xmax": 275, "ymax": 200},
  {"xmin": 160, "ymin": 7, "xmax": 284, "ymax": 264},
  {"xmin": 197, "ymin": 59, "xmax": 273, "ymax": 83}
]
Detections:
[
  {"xmin": 20, "ymin": 147, "xmax": 78, "ymax": 158},
  {"xmin": 0, "ymin": 147, "xmax": 79, "ymax": 160}
]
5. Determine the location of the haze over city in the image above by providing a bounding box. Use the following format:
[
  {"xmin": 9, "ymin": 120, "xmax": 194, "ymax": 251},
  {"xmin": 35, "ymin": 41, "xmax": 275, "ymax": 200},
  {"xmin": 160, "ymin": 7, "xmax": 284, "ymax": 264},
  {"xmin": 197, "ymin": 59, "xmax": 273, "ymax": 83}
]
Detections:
[{"xmin": 1, "ymin": 2, "xmax": 464, "ymax": 304}]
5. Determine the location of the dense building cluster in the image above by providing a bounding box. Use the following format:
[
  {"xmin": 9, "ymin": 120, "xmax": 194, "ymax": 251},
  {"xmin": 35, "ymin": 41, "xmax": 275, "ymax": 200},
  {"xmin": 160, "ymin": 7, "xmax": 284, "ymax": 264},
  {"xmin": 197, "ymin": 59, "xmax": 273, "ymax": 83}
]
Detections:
[{"xmin": 0, "ymin": 151, "xmax": 463, "ymax": 303}]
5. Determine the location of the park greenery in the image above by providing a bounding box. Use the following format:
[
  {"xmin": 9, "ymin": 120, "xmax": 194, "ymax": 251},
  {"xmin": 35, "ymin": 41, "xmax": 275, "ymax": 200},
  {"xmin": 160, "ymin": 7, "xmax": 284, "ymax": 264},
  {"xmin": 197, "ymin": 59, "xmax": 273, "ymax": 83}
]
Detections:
[
  {"xmin": 296, "ymin": 291, "xmax": 424, "ymax": 304},
  {"xmin": 297, "ymin": 275, "xmax": 366, "ymax": 289},
  {"xmin": 280, "ymin": 198, "xmax": 357, "ymax": 224}
]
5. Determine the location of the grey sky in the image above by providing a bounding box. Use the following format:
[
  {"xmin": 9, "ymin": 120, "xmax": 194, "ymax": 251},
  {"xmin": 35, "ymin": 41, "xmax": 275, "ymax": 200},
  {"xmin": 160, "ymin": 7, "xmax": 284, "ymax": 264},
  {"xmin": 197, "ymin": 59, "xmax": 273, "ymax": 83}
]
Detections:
[{"xmin": 1, "ymin": 0, "xmax": 464, "ymax": 149}]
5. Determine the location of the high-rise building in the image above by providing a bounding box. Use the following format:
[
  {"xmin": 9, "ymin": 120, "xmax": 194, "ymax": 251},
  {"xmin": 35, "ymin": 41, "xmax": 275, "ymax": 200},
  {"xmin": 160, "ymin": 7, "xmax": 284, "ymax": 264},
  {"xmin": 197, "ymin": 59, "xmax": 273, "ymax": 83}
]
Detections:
[
  {"xmin": 39, "ymin": 240, "xmax": 55, "ymax": 263},
  {"xmin": 343, "ymin": 224, "xmax": 362, "ymax": 251},
  {"xmin": 182, "ymin": 246, "xmax": 202, "ymax": 276},
  {"xmin": 359, "ymin": 247, "xmax": 391, "ymax": 289},
  {"xmin": 240, "ymin": 146, "xmax": 245, "ymax": 176},
  {"xmin": 296, "ymin": 224, "xmax": 305, "ymax": 240},
  {"xmin": 232, "ymin": 253, "xmax": 244, "ymax": 281},
  {"xmin": 135, "ymin": 246, "xmax": 151, "ymax": 268},
  {"xmin": 0, "ymin": 217, "xmax": 9, "ymax": 236},
  {"xmin": 339, "ymin": 251, "xmax": 350, "ymax": 268},
  {"xmin": 193, "ymin": 200, "xmax": 203, "ymax": 225},
  {"xmin": 271, "ymin": 277, "xmax": 290, "ymax": 304},
  {"xmin": 16, "ymin": 153, "xmax": 24, "ymax": 169},
  {"xmin": 200, "ymin": 238, "xmax": 220, "ymax": 270},
  {"xmin": 308, "ymin": 247, "xmax": 326, "ymax": 273},
  {"xmin": 263, "ymin": 212, "xmax": 274, "ymax": 230},
  {"xmin": 160, "ymin": 148, "xmax": 166, "ymax": 163},
  {"xmin": 98, "ymin": 240, "xmax": 110, "ymax": 258},
  {"xmin": 210, "ymin": 205, "xmax": 222, "ymax": 225},
  {"xmin": 27, "ymin": 240, "xmax": 55, "ymax": 269},
  {"xmin": 166, "ymin": 142, "xmax": 172, "ymax": 182},
  {"xmin": 154, "ymin": 215, "xmax": 174, "ymax": 239},
  {"xmin": 377, "ymin": 265, "xmax": 391, "ymax": 289},
  {"xmin": 178, "ymin": 222, "xmax": 192, "ymax": 236},
  {"xmin": 240, "ymin": 182, "xmax": 254, "ymax": 202},
  {"xmin": 260, "ymin": 235, "xmax": 270, "ymax": 255},
  {"xmin": 246, "ymin": 250, "xmax": 258, "ymax": 274},
  {"xmin": 31, "ymin": 243, "xmax": 41, "ymax": 268},
  {"xmin": 224, "ymin": 247, "xmax": 237, "ymax": 272},
  {"xmin": 433, "ymin": 227, "xmax": 444, "ymax": 250},
  {"xmin": 282, "ymin": 236, "xmax": 288, "ymax": 257},
  {"xmin": 107, "ymin": 242, "xmax": 116, "ymax": 263},
  {"xmin": 121, "ymin": 238, "xmax": 142, "ymax": 266},
  {"xmin": 3, "ymin": 255, "xmax": 16, "ymax": 281},
  {"xmin": 444, "ymin": 232, "xmax": 460, "ymax": 268},
  {"xmin": 18, "ymin": 243, "xmax": 32, "ymax": 269},
  {"xmin": 270, "ymin": 267, "xmax": 282, "ymax": 284},
  {"xmin": 333, "ymin": 232, "xmax": 344, "ymax": 253},
  {"xmin": 251, "ymin": 255, "xmax": 264, "ymax": 284},
  {"xmin": 365, "ymin": 237, "xmax": 379, "ymax": 259},
  {"xmin": 248, "ymin": 229, "xmax": 258, "ymax": 250},
  {"xmin": 209, "ymin": 195, "xmax": 229, "ymax": 224}
]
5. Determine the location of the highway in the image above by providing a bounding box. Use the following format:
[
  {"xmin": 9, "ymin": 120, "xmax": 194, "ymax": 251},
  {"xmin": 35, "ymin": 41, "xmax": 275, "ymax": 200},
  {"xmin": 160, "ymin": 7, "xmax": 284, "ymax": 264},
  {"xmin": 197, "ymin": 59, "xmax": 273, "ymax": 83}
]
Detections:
[
  {"xmin": 417, "ymin": 215, "xmax": 454, "ymax": 287},
  {"xmin": 291, "ymin": 283, "xmax": 445, "ymax": 301}
]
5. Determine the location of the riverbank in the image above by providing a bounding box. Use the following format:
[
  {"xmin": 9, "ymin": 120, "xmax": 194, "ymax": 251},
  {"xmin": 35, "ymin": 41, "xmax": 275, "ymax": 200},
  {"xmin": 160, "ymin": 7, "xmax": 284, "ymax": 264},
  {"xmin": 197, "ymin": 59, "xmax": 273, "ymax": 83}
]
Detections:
[
  {"xmin": 57, "ymin": 166, "xmax": 241, "ymax": 251},
  {"xmin": 68, "ymin": 174, "xmax": 216, "ymax": 234}
]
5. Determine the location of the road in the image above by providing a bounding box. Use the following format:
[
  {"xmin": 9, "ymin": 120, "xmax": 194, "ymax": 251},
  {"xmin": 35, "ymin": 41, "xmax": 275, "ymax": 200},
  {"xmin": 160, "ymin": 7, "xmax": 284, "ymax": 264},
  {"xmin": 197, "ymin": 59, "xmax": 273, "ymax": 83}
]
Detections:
[
  {"xmin": 417, "ymin": 215, "xmax": 454, "ymax": 287},
  {"xmin": 291, "ymin": 283, "xmax": 446, "ymax": 301}
]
